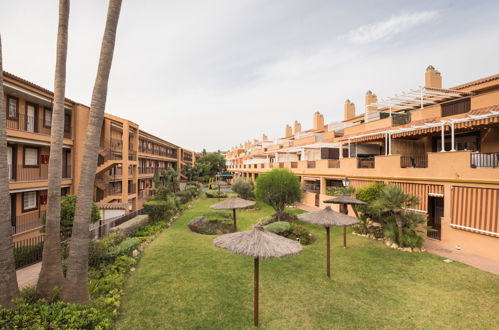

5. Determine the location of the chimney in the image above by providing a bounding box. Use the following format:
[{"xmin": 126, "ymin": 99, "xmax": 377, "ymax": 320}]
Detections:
[
  {"xmin": 285, "ymin": 124, "xmax": 292, "ymax": 137},
  {"xmin": 262, "ymin": 134, "xmax": 268, "ymax": 141},
  {"xmin": 365, "ymin": 90, "xmax": 378, "ymax": 112},
  {"xmin": 344, "ymin": 99, "xmax": 355, "ymax": 120},
  {"xmin": 313, "ymin": 112, "xmax": 325, "ymax": 130},
  {"xmin": 253, "ymin": 138, "xmax": 258, "ymax": 144},
  {"xmin": 294, "ymin": 121, "xmax": 302, "ymax": 134},
  {"xmin": 425, "ymin": 65, "xmax": 442, "ymax": 88}
]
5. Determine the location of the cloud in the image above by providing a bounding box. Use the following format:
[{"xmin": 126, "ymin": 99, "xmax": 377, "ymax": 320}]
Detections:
[{"xmin": 340, "ymin": 11, "xmax": 439, "ymax": 45}]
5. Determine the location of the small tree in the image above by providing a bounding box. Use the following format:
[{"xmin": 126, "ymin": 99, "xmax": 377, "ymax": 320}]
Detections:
[
  {"xmin": 60, "ymin": 195, "xmax": 100, "ymax": 231},
  {"xmin": 154, "ymin": 168, "xmax": 180, "ymax": 199},
  {"xmin": 232, "ymin": 178, "xmax": 254, "ymax": 199},
  {"xmin": 255, "ymin": 169, "xmax": 301, "ymax": 220},
  {"xmin": 371, "ymin": 185, "xmax": 425, "ymax": 247}
]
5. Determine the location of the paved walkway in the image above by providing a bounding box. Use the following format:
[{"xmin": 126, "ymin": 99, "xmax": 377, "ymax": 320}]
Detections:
[
  {"xmin": 296, "ymin": 203, "xmax": 499, "ymax": 275},
  {"xmin": 423, "ymin": 240, "xmax": 499, "ymax": 275},
  {"xmin": 17, "ymin": 262, "xmax": 41, "ymax": 288}
]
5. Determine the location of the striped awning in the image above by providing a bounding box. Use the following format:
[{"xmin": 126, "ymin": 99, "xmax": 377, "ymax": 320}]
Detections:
[
  {"xmin": 451, "ymin": 186, "xmax": 499, "ymax": 237},
  {"xmin": 388, "ymin": 182, "xmax": 444, "ymax": 212}
]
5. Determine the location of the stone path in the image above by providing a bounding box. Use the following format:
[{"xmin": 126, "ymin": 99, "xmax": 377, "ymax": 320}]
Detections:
[{"xmin": 17, "ymin": 262, "xmax": 41, "ymax": 288}]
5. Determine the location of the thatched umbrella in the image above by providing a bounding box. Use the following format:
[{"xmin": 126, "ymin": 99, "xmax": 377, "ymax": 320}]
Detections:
[
  {"xmin": 214, "ymin": 226, "xmax": 302, "ymax": 327},
  {"xmin": 323, "ymin": 195, "xmax": 366, "ymax": 248},
  {"xmin": 211, "ymin": 180, "xmax": 228, "ymax": 198},
  {"xmin": 210, "ymin": 197, "xmax": 256, "ymax": 231},
  {"xmin": 298, "ymin": 206, "xmax": 359, "ymax": 277}
]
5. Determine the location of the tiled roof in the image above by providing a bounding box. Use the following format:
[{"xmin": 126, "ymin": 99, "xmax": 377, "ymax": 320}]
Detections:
[
  {"xmin": 451, "ymin": 73, "xmax": 499, "ymax": 90},
  {"xmin": 3, "ymin": 71, "xmax": 78, "ymax": 104},
  {"xmin": 95, "ymin": 202, "xmax": 129, "ymax": 210}
]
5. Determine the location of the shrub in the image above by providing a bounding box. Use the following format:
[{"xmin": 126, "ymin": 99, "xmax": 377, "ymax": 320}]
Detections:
[
  {"xmin": 134, "ymin": 221, "xmax": 166, "ymax": 238},
  {"xmin": 265, "ymin": 221, "xmax": 291, "ymax": 235},
  {"xmin": 175, "ymin": 190, "xmax": 193, "ymax": 204},
  {"xmin": 107, "ymin": 237, "xmax": 142, "ymax": 259},
  {"xmin": 144, "ymin": 199, "xmax": 176, "ymax": 221},
  {"xmin": 14, "ymin": 242, "xmax": 44, "ymax": 269},
  {"xmin": 288, "ymin": 224, "xmax": 316, "ymax": 245},
  {"xmin": 205, "ymin": 191, "xmax": 227, "ymax": 198},
  {"xmin": 255, "ymin": 169, "xmax": 301, "ymax": 220},
  {"xmin": 60, "ymin": 194, "xmax": 101, "ymax": 230},
  {"xmin": 232, "ymin": 178, "xmax": 254, "ymax": 199}
]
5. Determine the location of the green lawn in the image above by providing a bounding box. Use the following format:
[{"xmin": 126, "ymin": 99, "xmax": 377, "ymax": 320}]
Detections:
[{"xmin": 117, "ymin": 197, "xmax": 499, "ymax": 329}]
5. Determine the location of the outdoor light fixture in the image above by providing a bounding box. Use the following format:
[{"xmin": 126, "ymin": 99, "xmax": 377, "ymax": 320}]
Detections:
[{"xmin": 342, "ymin": 177, "xmax": 350, "ymax": 187}]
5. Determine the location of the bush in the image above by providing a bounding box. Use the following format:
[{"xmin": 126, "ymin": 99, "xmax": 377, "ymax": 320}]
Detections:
[
  {"xmin": 232, "ymin": 178, "xmax": 254, "ymax": 199},
  {"xmin": 134, "ymin": 221, "xmax": 166, "ymax": 238},
  {"xmin": 265, "ymin": 221, "xmax": 291, "ymax": 235},
  {"xmin": 255, "ymin": 169, "xmax": 301, "ymax": 220},
  {"xmin": 144, "ymin": 198, "xmax": 176, "ymax": 221},
  {"xmin": 14, "ymin": 242, "xmax": 44, "ymax": 269},
  {"xmin": 107, "ymin": 237, "xmax": 141, "ymax": 259},
  {"xmin": 89, "ymin": 239, "xmax": 110, "ymax": 267},
  {"xmin": 175, "ymin": 190, "xmax": 193, "ymax": 204},
  {"xmin": 205, "ymin": 191, "xmax": 227, "ymax": 198},
  {"xmin": 288, "ymin": 224, "xmax": 316, "ymax": 245},
  {"xmin": 60, "ymin": 194, "xmax": 100, "ymax": 230},
  {"xmin": 0, "ymin": 300, "xmax": 113, "ymax": 329}
]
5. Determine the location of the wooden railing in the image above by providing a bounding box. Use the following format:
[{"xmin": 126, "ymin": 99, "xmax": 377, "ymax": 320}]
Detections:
[{"xmin": 12, "ymin": 212, "xmax": 44, "ymax": 234}]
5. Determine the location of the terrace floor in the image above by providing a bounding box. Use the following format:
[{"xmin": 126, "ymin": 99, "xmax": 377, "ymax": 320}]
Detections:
[{"xmin": 116, "ymin": 197, "xmax": 499, "ymax": 329}]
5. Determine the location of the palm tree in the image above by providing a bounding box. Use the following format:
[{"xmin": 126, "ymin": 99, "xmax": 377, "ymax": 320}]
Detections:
[
  {"xmin": 372, "ymin": 185, "xmax": 420, "ymax": 247},
  {"xmin": 62, "ymin": 0, "xmax": 122, "ymax": 304},
  {"xmin": 37, "ymin": 0, "xmax": 70, "ymax": 298},
  {"xmin": 0, "ymin": 34, "xmax": 20, "ymax": 308}
]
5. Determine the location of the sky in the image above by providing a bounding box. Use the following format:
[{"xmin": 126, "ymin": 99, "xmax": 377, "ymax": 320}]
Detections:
[{"xmin": 1, "ymin": 0, "xmax": 499, "ymax": 152}]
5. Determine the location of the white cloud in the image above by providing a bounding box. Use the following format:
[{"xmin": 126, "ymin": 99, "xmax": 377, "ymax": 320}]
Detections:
[{"xmin": 341, "ymin": 11, "xmax": 439, "ymax": 45}]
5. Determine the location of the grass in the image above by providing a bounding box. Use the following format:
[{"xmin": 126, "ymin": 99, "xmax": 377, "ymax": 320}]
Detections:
[{"xmin": 117, "ymin": 196, "xmax": 499, "ymax": 329}]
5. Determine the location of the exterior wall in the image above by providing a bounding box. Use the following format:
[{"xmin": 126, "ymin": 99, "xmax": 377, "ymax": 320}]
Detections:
[{"xmin": 227, "ymin": 72, "xmax": 499, "ymax": 262}]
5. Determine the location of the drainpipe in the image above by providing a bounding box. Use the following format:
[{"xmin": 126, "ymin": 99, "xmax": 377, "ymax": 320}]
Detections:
[
  {"xmin": 440, "ymin": 122, "xmax": 446, "ymax": 152},
  {"xmin": 450, "ymin": 121, "xmax": 456, "ymax": 152}
]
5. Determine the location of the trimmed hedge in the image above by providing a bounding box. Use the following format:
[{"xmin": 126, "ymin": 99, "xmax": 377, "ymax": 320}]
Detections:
[{"xmin": 144, "ymin": 199, "xmax": 176, "ymax": 221}]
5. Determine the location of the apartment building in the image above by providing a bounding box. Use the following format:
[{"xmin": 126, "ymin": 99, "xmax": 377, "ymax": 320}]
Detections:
[
  {"xmin": 226, "ymin": 66, "xmax": 499, "ymax": 262},
  {"xmin": 3, "ymin": 72, "xmax": 195, "ymax": 242}
]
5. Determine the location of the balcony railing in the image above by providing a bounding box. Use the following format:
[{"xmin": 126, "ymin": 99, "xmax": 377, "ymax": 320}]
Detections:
[
  {"xmin": 471, "ymin": 152, "xmax": 499, "ymax": 168},
  {"xmin": 7, "ymin": 114, "xmax": 72, "ymax": 138},
  {"xmin": 12, "ymin": 212, "xmax": 44, "ymax": 234},
  {"xmin": 129, "ymin": 183, "xmax": 137, "ymax": 194},
  {"xmin": 9, "ymin": 165, "xmax": 48, "ymax": 182},
  {"xmin": 105, "ymin": 184, "xmax": 122, "ymax": 197},
  {"xmin": 128, "ymin": 150, "xmax": 137, "ymax": 161},
  {"xmin": 400, "ymin": 155, "xmax": 428, "ymax": 168},
  {"xmin": 358, "ymin": 157, "xmax": 375, "ymax": 168}
]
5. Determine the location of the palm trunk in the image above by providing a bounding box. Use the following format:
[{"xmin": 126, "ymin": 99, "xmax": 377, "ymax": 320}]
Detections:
[
  {"xmin": 37, "ymin": 0, "xmax": 70, "ymax": 298},
  {"xmin": 0, "ymin": 34, "xmax": 20, "ymax": 308},
  {"xmin": 62, "ymin": 0, "xmax": 122, "ymax": 304}
]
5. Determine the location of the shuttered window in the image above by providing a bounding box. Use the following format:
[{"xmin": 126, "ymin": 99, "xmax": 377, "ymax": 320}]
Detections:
[
  {"xmin": 8, "ymin": 97, "xmax": 18, "ymax": 119},
  {"xmin": 451, "ymin": 186, "xmax": 499, "ymax": 236},
  {"xmin": 24, "ymin": 147, "xmax": 39, "ymax": 166},
  {"xmin": 441, "ymin": 98, "xmax": 470, "ymax": 117}
]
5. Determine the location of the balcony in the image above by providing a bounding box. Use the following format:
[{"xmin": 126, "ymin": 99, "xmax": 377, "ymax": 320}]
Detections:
[
  {"xmin": 357, "ymin": 157, "xmax": 375, "ymax": 168},
  {"xmin": 471, "ymin": 152, "xmax": 499, "ymax": 168},
  {"xmin": 307, "ymin": 161, "xmax": 316, "ymax": 169},
  {"xmin": 7, "ymin": 113, "xmax": 72, "ymax": 139},
  {"xmin": 9, "ymin": 165, "xmax": 48, "ymax": 182},
  {"xmin": 400, "ymin": 155, "xmax": 428, "ymax": 168},
  {"xmin": 12, "ymin": 212, "xmax": 44, "ymax": 234},
  {"xmin": 128, "ymin": 183, "xmax": 137, "ymax": 194}
]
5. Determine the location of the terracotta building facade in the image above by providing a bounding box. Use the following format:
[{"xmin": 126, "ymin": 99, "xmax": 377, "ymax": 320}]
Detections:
[
  {"xmin": 226, "ymin": 66, "xmax": 499, "ymax": 262},
  {"xmin": 3, "ymin": 72, "xmax": 195, "ymax": 242}
]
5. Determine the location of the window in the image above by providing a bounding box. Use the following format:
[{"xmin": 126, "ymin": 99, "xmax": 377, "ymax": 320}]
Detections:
[
  {"xmin": 43, "ymin": 108, "xmax": 52, "ymax": 128},
  {"xmin": 24, "ymin": 147, "xmax": 39, "ymax": 167},
  {"xmin": 7, "ymin": 96, "xmax": 18, "ymax": 119},
  {"xmin": 64, "ymin": 113, "xmax": 71, "ymax": 132},
  {"xmin": 441, "ymin": 98, "xmax": 471, "ymax": 117},
  {"xmin": 23, "ymin": 191, "xmax": 37, "ymax": 211}
]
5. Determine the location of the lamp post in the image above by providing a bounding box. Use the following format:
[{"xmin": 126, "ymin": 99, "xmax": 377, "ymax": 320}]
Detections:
[{"xmin": 342, "ymin": 177, "xmax": 350, "ymax": 187}]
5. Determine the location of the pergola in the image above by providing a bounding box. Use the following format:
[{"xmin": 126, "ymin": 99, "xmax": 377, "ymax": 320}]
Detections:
[{"xmin": 340, "ymin": 107, "xmax": 499, "ymax": 156}]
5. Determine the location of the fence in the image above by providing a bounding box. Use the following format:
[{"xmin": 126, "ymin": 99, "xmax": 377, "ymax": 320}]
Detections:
[
  {"xmin": 14, "ymin": 209, "xmax": 145, "ymax": 269},
  {"xmin": 471, "ymin": 152, "xmax": 499, "ymax": 168}
]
